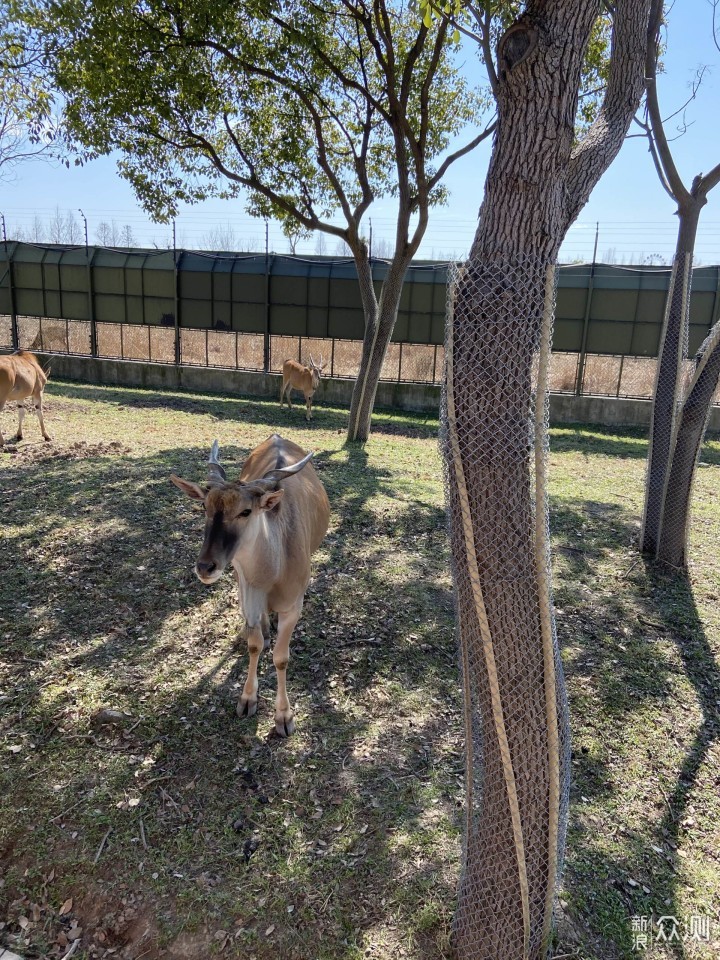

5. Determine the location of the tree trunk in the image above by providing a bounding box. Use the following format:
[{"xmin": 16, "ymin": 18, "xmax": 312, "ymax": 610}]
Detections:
[
  {"xmin": 347, "ymin": 254, "xmax": 413, "ymax": 442},
  {"xmin": 442, "ymin": 3, "xmax": 650, "ymax": 957},
  {"xmin": 445, "ymin": 257, "xmax": 568, "ymax": 960},
  {"xmin": 640, "ymin": 203, "xmax": 701, "ymax": 556},
  {"xmin": 656, "ymin": 319, "xmax": 720, "ymax": 566},
  {"xmin": 346, "ymin": 248, "xmax": 380, "ymax": 441}
]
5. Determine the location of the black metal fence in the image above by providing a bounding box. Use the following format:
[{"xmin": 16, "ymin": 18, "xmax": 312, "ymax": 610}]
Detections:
[{"xmin": 2, "ymin": 243, "xmax": 720, "ymax": 400}]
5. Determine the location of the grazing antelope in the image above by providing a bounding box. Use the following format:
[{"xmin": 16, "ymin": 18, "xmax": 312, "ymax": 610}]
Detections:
[
  {"xmin": 171, "ymin": 435, "xmax": 330, "ymax": 736},
  {"xmin": 280, "ymin": 355, "xmax": 326, "ymax": 421},
  {"xmin": 0, "ymin": 351, "xmax": 51, "ymax": 448}
]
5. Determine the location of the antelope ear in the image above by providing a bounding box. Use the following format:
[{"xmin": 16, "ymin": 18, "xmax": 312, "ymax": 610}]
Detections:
[
  {"xmin": 170, "ymin": 474, "xmax": 205, "ymax": 501},
  {"xmin": 259, "ymin": 488, "xmax": 284, "ymax": 511}
]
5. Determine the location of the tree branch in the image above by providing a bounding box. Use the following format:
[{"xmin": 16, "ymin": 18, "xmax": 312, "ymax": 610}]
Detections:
[
  {"xmin": 632, "ymin": 114, "xmax": 675, "ymax": 199},
  {"xmin": 418, "ymin": 18, "xmax": 448, "ymax": 158},
  {"xmin": 155, "ymin": 121, "xmax": 348, "ymax": 241},
  {"xmin": 427, "ymin": 119, "xmax": 497, "ymax": 192},
  {"xmin": 565, "ymin": 0, "xmax": 654, "ymax": 218},
  {"xmin": 699, "ymin": 160, "xmax": 720, "ymax": 195},
  {"xmin": 478, "ymin": 6, "xmax": 499, "ymax": 95},
  {"xmin": 641, "ymin": 0, "xmax": 688, "ymax": 202}
]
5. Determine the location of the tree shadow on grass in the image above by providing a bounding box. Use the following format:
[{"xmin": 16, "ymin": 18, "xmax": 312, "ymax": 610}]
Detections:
[
  {"xmin": 0, "ymin": 435, "xmax": 460, "ymax": 960},
  {"xmin": 549, "ymin": 421, "xmax": 720, "ymax": 464},
  {"xmin": 5, "ymin": 410, "xmax": 716, "ymax": 959},
  {"xmin": 45, "ymin": 379, "xmax": 441, "ymax": 442},
  {"xmin": 550, "ymin": 496, "xmax": 720, "ymax": 959},
  {"xmin": 550, "ymin": 422, "xmax": 651, "ymax": 460}
]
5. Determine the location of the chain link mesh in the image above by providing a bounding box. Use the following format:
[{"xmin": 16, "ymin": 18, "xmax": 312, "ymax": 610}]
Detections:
[
  {"xmin": 656, "ymin": 313, "xmax": 720, "ymax": 564},
  {"xmin": 441, "ymin": 259, "xmax": 571, "ymax": 960},
  {"xmin": 641, "ymin": 254, "xmax": 691, "ymax": 555}
]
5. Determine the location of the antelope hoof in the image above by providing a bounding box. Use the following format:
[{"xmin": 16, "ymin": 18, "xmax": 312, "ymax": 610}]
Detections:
[
  {"xmin": 43, "ymin": 435, "xmax": 51, "ymax": 442},
  {"xmin": 237, "ymin": 695, "xmax": 258, "ymax": 719},
  {"xmin": 274, "ymin": 710, "xmax": 295, "ymax": 738}
]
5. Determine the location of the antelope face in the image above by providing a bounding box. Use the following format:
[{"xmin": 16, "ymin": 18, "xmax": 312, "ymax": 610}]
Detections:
[
  {"xmin": 308, "ymin": 356, "xmax": 325, "ymax": 390},
  {"xmin": 170, "ymin": 478, "xmax": 284, "ymax": 584}
]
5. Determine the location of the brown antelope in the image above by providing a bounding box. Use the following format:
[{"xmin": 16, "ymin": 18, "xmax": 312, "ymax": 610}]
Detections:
[
  {"xmin": 280, "ymin": 355, "xmax": 326, "ymax": 421},
  {"xmin": 170, "ymin": 435, "xmax": 330, "ymax": 736},
  {"xmin": 0, "ymin": 351, "xmax": 51, "ymax": 448}
]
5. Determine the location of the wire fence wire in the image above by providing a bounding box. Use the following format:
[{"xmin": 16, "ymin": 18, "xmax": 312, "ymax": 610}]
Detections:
[
  {"xmin": 3, "ymin": 313, "xmax": 719, "ymax": 401},
  {"xmin": 441, "ymin": 260, "xmax": 570, "ymax": 960}
]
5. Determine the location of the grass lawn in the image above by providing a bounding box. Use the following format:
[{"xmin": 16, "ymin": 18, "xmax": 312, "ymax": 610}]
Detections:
[{"xmin": 1, "ymin": 380, "xmax": 719, "ymax": 960}]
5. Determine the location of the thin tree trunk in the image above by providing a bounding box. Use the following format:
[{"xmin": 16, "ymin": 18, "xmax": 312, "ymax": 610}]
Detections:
[
  {"xmin": 640, "ymin": 204, "xmax": 701, "ymax": 555},
  {"xmin": 656, "ymin": 320, "xmax": 720, "ymax": 566},
  {"xmin": 346, "ymin": 245, "xmax": 380, "ymax": 436},
  {"xmin": 347, "ymin": 254, "xmax": 414, "ymax": 442}
]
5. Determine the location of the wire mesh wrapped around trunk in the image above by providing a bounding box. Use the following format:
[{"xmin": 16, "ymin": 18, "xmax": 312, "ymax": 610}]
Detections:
[{"xmin": 440, "ymin": 259, "xmax": 571, "ymax": 960}]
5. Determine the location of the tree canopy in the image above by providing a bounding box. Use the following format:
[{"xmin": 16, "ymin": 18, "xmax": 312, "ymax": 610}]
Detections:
[
  {"xmin": 36, "ymin": 0, "xmax": 487, "ymax": 251},
  {"xmin": 0, "ymin": 0, "xmax": 58, "ymax": 174}
]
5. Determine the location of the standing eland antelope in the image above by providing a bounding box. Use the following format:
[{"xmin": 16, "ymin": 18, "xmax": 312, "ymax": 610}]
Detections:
[
  {"xmin": 280, "ymin": 355, "xmax": 326, "ymax": 421},
  {"xmin": 170, "ymin": 435, "xmax": 330, "ymax": 736},
  {"xmin": 0, "ymin": 351, "xmax": 51, "ymax": 448}
]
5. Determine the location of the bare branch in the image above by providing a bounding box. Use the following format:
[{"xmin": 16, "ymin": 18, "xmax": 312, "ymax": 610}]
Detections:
[
  {"xmin": 478, "ymin": 6, "xmax": 499, "ymax": 95},
  {"xmin": 660, "ymin": 65, "xmax": 707, "ymax": 128},
  {"xmin": 642, "ymin": 0, "xmax": 689, "ymax": 201},
  {"xmin": 633, "ymin": 113, "xmax": 676, "ymax": 199},
  {"xmin": 155, "ymin": 121, "xmax": 348, "ymax": 241},
  {"xmin": 566, "ymin": 0, "xmax": 657, "ymax": 217},
  {"xmin": 699, "ymin": 160, "xmax": 720, "ymax": 195},
  {"xmin": 427, "ymin": 119, "xmax": 497, "ymax": 192}
]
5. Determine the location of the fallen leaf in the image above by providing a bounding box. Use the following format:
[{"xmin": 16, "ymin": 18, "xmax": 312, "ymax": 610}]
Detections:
[
  {"xmin": 265, "ymin": 924, "xmax": 275, "ymax": 937},
  {"xmin": 59, "ymin": 897, "xmax": 73, "ymax": 916},
  {"xmin": 90, "ymin": 708, "xmax": 135, "ymax": 728}
]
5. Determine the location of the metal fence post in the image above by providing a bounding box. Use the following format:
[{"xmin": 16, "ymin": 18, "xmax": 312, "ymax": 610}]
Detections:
[
  {"xmin": 575, "ymin": 225, "xmax": 599, "ymax": 396},
  {"xmin": 87, "ymin": 247, "xmax": 97, "ymax": 357},
  {"xmin": 174, "ymin": 250, "xmax": 183, "ymax": 365},
  {"xmin": 575, "ymin": 265, "xmax": 596, "ymax": 397},
  {"xmin": 264, "ymin": 225, "xmax": 271, "ymax": 373},
  {"xmin": 264, "ymin": 256, "xmax": 272, "ymax": 373},
  {"xmin": 7, "ymin": 241, "xmax": 19, "ymax": 350},
  {"xmin": 711, "ymin": 265, "xmax": 720, "ymax": 332}
]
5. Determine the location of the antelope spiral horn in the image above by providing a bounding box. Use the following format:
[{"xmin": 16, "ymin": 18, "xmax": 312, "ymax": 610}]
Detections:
[{"xmin": 207, "ymin": 440, "xmax": 227, "ymax": 481}]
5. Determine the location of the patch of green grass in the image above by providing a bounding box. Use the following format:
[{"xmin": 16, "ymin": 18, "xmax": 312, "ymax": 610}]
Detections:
[{"xmin": 1, "ymin": 381, "xmax": 718, "ymax": 960}]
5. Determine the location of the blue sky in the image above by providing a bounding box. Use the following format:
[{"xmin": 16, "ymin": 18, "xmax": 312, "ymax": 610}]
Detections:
[{"xmin": 2, "ymin": 1, "xmax": 719, "ymax": 263}]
